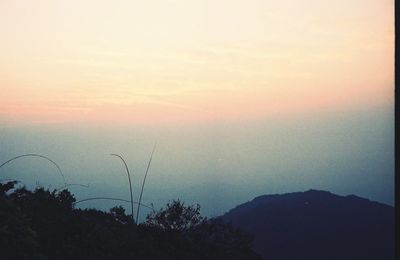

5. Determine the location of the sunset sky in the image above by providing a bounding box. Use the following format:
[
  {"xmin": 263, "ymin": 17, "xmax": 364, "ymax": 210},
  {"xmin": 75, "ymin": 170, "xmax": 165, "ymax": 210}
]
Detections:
[
  {"xmin": 0, "ymin": 0, "xmax": 394, "ymax": 125},
  {"xmin": 0, "ymin": 1, "xmax": 395, "ymax": 218}
]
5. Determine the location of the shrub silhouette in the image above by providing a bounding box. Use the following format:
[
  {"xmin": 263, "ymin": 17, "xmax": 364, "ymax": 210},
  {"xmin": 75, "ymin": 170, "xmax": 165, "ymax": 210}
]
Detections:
[
  {"xmin": 0, "ymin": 181, "xmax": 260, "ymax": 260},
  {"xmin": 109, "ymin": 206, "xmax": 132, "ymax": 225},
  {"xmin": 145, "ymin": 200, "xmax": 203, "ymax": 231},
  {"xmin": 144, "ymin": 199, "xmax": 260, "ymax": 259}
]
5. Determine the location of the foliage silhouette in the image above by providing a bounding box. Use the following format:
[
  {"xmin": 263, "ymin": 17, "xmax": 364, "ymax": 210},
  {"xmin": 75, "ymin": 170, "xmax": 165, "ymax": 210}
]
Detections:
[
  {"xmin": 146, "ymin": 199, "xmax": 203, "ymax": 231},
  {"xmin": 0, "ymin": 181, "xmax": 260, "ymax": 260}
]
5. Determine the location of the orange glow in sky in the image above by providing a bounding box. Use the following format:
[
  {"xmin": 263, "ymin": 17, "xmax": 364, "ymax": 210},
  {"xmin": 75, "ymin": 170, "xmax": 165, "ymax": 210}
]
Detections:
[{"xmin": 0, "ymin": 0, "xmax": 394, "ymax": 125}]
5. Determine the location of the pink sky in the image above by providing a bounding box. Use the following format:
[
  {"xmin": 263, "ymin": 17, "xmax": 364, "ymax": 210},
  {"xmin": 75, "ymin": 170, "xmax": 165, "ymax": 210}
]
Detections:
[{"xmin": 0, "ymin": 0, "xmax": 394, "ymax": 125}]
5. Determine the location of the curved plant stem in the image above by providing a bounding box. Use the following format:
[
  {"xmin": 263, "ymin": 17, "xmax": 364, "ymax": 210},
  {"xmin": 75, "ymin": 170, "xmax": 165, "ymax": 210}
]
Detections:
[
  {"xmin": 0, "ymin": 178, "xmax": 22, "ymax": 183},
  {"xmin": 136, "ymin": 142, "xmax": 157, "ymax": 223},
  {"xmin": 110, "ymin": 154, "xmax": 135, "ymax": 224},
  {"xmin": 0, "ymin": 154, "xmax": 66, "ymax": 186},
  {"xmin": 73, "ymin": 197, "xmax": 155, "ymax": 211},
  {"xmin": 57, "ymin": 183, "xmax": 90, "ymax": 191}
]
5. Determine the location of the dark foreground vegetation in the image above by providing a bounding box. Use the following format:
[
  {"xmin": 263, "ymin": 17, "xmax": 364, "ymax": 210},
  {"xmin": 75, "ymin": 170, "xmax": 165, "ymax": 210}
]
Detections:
[{"xmin": 0, "ymin": 181, "xmax": 260, "ymax": 260}]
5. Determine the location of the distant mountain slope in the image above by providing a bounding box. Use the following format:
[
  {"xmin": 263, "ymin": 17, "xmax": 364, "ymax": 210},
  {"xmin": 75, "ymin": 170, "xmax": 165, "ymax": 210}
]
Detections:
[{"xmin": 220, "ymin": 190, "xmax": 394, "ymax": 260}]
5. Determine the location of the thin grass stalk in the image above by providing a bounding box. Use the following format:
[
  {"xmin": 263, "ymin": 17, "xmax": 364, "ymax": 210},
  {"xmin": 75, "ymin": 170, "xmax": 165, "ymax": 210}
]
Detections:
[
  {"xmin": 110, "ymin": 154, "xmax": 135, "ymax": 224},
  {"xmin": 136, "ymin": 142, "xmax": 157, "ymax": 223},
  {"xmin": 57, "ymin": 183, "xmax": 90, "ymax": 191},
  {"xmin": 0, "ymin": 154, "xmax": 66, "ymax": 186},
  {"xmin": 0, "ymin": 179, "xmax": 22, "ymax": 183},
  {"xmin": 73, "ymin": 197, "xmax": 154, "ymax": 211}
]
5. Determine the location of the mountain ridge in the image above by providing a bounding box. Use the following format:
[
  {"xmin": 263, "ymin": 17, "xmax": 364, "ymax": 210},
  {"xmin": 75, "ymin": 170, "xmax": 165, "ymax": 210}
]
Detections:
[{"xmin": 219, "ymin": 189, "xmax": 394, "ymax": 260}]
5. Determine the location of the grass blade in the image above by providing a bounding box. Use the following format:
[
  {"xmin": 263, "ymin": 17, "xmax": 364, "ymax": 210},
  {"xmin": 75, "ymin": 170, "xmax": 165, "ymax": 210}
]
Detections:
[
  {"xmin": 74, "ymin": 197, "xmax": 155, "ymax": 211},
  {"xmin": 110, "ymin": 154, "xmax": 135, "ymax": 224},
  {"xmin": 0, "ymin": 154, "xmax": 66, "ymax": 186},
  {"xmin": 136, "ymin": 142, "xmax": 157, "ymax": 223}
]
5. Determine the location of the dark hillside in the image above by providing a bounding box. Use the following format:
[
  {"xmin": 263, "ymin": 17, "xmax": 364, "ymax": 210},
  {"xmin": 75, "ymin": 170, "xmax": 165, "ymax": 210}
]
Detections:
[{"xmin": 220, "ymin": 190, "xmax": 394, "ymax": 260}]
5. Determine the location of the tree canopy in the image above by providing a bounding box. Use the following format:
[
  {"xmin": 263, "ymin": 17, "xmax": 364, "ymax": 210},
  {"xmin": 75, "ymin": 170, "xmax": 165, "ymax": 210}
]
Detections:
[{"xmin": 0, "ymin": 181, "xmax": 260, "ymax": 260}]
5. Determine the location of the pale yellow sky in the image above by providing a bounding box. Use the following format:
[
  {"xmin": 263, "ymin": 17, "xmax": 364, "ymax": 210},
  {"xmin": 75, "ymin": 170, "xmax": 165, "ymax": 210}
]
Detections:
[{"xmin": 0, "ymin": 0, "xmax": 394, "ymax": 125}]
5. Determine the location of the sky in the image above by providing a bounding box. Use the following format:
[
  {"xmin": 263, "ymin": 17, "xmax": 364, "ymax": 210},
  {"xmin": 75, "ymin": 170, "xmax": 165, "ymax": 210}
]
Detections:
[
  {"xmin": 0, "ymin": 0, "xmax": 395, "ymax": 218},
  {"xmin": 0, "ymin": 0, "xmax": 394, "ymax": 125}
]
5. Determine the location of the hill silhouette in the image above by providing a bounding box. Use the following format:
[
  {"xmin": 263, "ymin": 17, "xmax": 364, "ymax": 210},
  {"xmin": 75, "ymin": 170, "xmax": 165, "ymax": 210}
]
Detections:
[{"xmin": 220, "ymin": 189, "xmax": 394, "ymax": 260}]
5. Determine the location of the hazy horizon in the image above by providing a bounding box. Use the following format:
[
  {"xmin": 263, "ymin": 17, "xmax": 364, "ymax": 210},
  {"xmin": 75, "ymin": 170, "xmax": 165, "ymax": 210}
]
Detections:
[
  {"xmin": 0, "ymin": 0, "xmax": 394, "ymax": 220},
  {"xmin": 0, "ymin": 104, "xmax": 394, "ymax": 220}
]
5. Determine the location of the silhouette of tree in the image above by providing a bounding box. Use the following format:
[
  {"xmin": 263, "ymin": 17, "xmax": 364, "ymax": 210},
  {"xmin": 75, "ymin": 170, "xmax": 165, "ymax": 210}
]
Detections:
[
  {"xmin": 0, "ymin": 181, "xmax": 260, "ymax": 259},
  {"xmin": 145, "ymin": 199, "xmax": 204, "ymax": 231},
  {"xmin": 144, "ymin": 199, "xmax": 261, "ymax": 259},
  {"xmin": 109, "ymin": 206, "xmax": 132, "ymax": 224}
]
